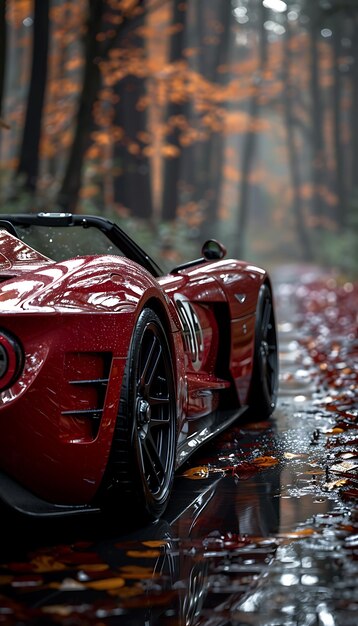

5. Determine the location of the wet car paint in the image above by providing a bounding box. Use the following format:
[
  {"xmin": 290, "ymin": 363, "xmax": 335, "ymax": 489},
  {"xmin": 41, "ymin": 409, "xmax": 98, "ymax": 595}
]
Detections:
[{"xmin": 0, "ymin": 266, "xmax": 356, "ymax": 625}]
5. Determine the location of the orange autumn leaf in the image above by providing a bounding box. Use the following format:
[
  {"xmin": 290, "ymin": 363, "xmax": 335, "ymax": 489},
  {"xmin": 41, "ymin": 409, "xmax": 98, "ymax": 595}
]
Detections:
[
  {"xmin": 280, "ymin": 528, "xmax": 315, "ymax": 538},
  {"xmin": 323, "ymin": 479, "xmax": 348, "ymax": 490},
  {"xmin": 31, "ymin": 556, "xmax": 67, "ymax": 573},
  {"xmin": 325, "ymin": 428, "xmax": 344, "ymax": 435},
  {"xmin": 142, "ymin": 540, "xmax": 168, "ymax": 548},
  {"xmin": 128, "ymin": 142, "xmax": 141, "ymax": 155},
  {"xmin": 78, "ymin": 564, "xmax": 109, "ymax": 572},
  {"xmin": 86, "ymin": 577, "xmax": 125, "ymax": 591},
  {"xmin": 110, "ymin": 585, "xmax": 144, "ymax": 598},
  {"xmin": 182, "ymin": 466, "xmax": 210, "ymax": 479},
  {"xmin": 161, "ymin": 144, "xmax": 181, "ymax": 158},
  {"xmin": 126, "ymin": 550, "xmax": 161, "ymax": 559},
  {"xmin": 252, "ymin": 456, "xmax": 279, "ymax": 468},
  {"xmin": 119, "ymin": 565, "xmax": 159, "ymax": 579}
]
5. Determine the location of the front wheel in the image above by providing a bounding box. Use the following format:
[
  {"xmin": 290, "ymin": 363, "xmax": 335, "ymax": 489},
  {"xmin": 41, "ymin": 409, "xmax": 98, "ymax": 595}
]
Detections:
[
  {"xmin": 99, "ymin": 308, "xmax": 177, "ymax": 521},
  {"xmin": 247, "ymin": 284, "xmax": 278, "ymax": 419}
]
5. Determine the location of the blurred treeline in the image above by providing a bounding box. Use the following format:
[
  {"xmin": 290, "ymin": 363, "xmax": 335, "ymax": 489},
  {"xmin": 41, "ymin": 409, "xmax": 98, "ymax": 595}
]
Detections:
[{"xmin": 0, "ymin": 0, "xmax": 357, "ymax": 274}]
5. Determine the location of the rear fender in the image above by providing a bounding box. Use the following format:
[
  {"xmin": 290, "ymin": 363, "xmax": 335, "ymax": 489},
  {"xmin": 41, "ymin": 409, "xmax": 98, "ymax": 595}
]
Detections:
[{"xmin": 0, "ymin": 256, "xmax": 184, "ymax": 503}]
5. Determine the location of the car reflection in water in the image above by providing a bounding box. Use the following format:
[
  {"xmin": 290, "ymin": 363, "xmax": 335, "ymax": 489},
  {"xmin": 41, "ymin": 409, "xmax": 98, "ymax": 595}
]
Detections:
[{"xmin": 0, "ymin": 420, "xmax": 281, "ymax": 626}]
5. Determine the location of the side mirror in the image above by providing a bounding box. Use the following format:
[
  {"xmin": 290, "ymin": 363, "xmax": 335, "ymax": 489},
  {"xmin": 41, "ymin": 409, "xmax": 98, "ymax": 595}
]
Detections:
[{"xmin": 202, "ymin": 239, "xmax": 227, "ymax": 261}]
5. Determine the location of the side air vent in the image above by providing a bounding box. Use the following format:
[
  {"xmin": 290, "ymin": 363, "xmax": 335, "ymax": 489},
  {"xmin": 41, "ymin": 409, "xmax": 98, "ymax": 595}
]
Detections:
[{"xmin": 61, "ymin": 353, "xmax": 112, "ymax": 438}]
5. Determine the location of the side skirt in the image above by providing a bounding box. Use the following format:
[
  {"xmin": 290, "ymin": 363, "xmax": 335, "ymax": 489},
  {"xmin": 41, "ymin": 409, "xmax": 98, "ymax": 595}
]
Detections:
[{"xmin": 176, "ymin": 405, "xmax": 248, "ymax": 468}]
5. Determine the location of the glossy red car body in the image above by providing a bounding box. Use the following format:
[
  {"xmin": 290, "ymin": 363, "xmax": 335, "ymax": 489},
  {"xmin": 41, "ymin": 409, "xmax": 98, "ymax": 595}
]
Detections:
[{"xmin": 0, "ymin": 213, "xmax": 277, "ymax": 518}]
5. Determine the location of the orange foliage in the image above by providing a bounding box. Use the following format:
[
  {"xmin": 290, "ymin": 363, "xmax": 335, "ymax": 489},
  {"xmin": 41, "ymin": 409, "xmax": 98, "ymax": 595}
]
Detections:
[
  {"xmin": 223, "ymin": 165, "xmax": 241, "ymax": 183},
  {"xmin": 79, "ymin": 184, "xmax": 101, "ymax": 199},
  {"xmin": 7, "ymin": 0, "xmax": 32, "ymax": 27},
  {"xmin": 161, "ymin": 144, "xmax": 181, "ymax": 158}
]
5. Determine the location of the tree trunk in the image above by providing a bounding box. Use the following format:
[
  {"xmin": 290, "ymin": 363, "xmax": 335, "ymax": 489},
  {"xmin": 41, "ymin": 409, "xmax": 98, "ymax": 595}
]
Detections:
[
  {"xmin": 351, "ymin": 13, "xmax": 358, "ymax": 199},
  {"xmin": 109, "ymin": 0, "xmax": 153, "ymax": 219},
  {"xmin": 309, "ymin": 9, "xmax": 327, "ymax": 223},
  {"xmin": 161, "ymin": 0, "xmax": 188, "ymax": 222},
  {"xmin": 283, "ymin": 20, "xmax": 313, "ymax": 260},
  {"xmin": 16, "ymin": 0, "xmax": 49, "ymax": 192},
  {"xmin": 236, "ymin": 1, "xmax": 267, "ymax": 258},
  {"xmin": 198, "ymin": 1, "xmax": 232, "ymax": 242},
  {"xmin": 0, "ymin": 0, "xmax": 6, "ymax": 118},
  {"xmin": 332, "ymin": 14, "xmax": 346, "ymax": 228},
  {"xmin": 57, "ymin": 0, "xmax": 103, "ymax": 212},
  {"xmin": 113, "ymin": 72, "xmax": 153, "ymax": 219}
]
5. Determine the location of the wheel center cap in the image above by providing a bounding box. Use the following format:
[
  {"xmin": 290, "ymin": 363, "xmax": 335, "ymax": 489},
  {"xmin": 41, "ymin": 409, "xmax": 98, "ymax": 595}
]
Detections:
[{"xmin": 137, "ymin": 399, "xmax": 151, "ymax": 425}]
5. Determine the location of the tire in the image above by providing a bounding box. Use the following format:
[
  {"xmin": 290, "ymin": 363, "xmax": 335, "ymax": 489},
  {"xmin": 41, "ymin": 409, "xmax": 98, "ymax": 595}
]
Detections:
[
  {"xmin": 247, "ymin": 284, "xmax": 278, "ymax": 419},
  {"xmin": 99, "ymin": 308, "xmax": 177, "ymax": 521}
]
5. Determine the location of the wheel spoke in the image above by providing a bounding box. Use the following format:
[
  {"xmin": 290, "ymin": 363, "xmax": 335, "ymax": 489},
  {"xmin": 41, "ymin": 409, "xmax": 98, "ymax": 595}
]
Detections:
[
  {"xmin": 139, "ymin": 334, "xmax": 157, "ymax": 387},
  {"xmin": 146, "ymin": 346, "xmax": 162, "ymax": 392},
  {"xmin": 139, "ymin": 335, "xmax": 163, "ymax": 396},
  {"xmin": 141, "ymin": 433, "xmax": 165, "ymax": 490},
  {"xmin": 261, "ymin": 300, "xmax": 272, "ymax": 340},
  {"xmin": 148, "ymin": 394, "xmax": 170, "ymax": 406},
  {"xmin": 150, "ymin": 415, "xmax": 171, "ymax": 427}
]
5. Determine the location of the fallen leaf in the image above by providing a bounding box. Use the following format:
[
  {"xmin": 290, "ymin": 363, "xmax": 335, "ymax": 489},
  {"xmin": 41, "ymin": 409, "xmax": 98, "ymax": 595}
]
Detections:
[
  {"xmin": 323, "ymin": 479, "xmax": 348, "ymax": 490},
  {"xmin": 86, "ymin": 577, "xmax": 125, "ymax": 591},
  {"xmin": 78, "ymin": 563, "xmax": 109, "ymax": 572},
  {"xmin": 31, "ymin": 556, "xmax": 67, "ymax": 573},
  {"xmin": 119, "ymin": 565, "xmax": 159, "ymax": 579},
  {"xmin": 142, "ymin": 540, "xmax": 168, "ymax": 548},
  {"xmin": 126, "ymin": 550, "xmax": 161, "ymax": 559},
  {"xmin": 325, "ymin": 428, "xmax": 344, "ymax": 435},
  {"xmin": 252, "ymin": 455, "xmax": 279, "ymax": 468},
  {"xmin": 279, "ymin": 528, "xmax": 315, "ymax": 538},
  {"xmin": 182, "ymin": 466, "xmax": 210, "ymax": 478},
  {"xmin": 330, "ymin": 461, "xmax": 358, "ymax": 474}
]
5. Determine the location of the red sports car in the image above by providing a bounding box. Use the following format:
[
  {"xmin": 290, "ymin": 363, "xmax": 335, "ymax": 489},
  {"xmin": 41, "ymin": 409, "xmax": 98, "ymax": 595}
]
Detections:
[{"xmin": 0, "ymin": 213, "xmax": 278, "ymax": 520}]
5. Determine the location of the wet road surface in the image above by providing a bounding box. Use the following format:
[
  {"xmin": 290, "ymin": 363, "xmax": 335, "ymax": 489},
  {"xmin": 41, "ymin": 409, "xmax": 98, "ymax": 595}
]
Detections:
[{"xmin": 0, "ymin": 266, "xmax": 357, "ymax": 625}]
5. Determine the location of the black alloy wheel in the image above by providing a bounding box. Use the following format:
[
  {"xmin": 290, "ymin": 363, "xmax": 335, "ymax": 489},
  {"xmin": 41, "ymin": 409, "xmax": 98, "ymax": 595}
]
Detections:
[
  {"xmin": 100, "ymin": 308, "xmax": 177, "ymax": 521},
  {"xmin": 247, "ymin": 284, "xmax": 278, "ymax": 419}
]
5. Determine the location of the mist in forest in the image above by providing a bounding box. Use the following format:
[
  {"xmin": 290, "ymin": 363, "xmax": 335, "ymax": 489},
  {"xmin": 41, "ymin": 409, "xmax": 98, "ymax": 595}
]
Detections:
[{"xmin": 0, "ymin": 0, "xmax": 357, "ymax": 276}]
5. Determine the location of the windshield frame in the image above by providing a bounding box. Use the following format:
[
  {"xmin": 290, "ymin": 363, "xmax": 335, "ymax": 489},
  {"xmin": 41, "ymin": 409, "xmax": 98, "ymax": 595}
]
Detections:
[{"xmin": 0, "ymin": 212, "xmax": 163, "ymax": 278}]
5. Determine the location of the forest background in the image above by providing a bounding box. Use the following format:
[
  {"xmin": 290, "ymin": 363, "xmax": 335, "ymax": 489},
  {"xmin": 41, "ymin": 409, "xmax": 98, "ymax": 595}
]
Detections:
[{"xmin": 0, "ymin": 0, "xmax": 357, "ymax": 276}]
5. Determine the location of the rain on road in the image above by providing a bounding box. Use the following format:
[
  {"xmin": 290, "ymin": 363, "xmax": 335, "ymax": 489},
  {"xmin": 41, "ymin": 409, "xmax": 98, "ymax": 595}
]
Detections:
[{"xmin": 0, "ymin": 266, "xmax": 357, "ymax": 625}]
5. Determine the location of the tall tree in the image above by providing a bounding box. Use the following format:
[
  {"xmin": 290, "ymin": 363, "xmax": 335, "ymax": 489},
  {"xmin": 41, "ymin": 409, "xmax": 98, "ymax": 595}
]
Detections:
[
  {"xmin": 236, "ymin": 0, "xmax": 268, "ymax": 258},
  {"xmin": 283, "ymin": 17, "xmax": 312, "ymax": 260},
  {"xmin": 331, "ymin": 12, "xmax": 347, "ymax": 228},
  {"xmin": 307, "ymin": 2, "xmax": 328, "ymax": 224},
  {"xmin": 161, "ymin": 0, "xmax": 188, "ymax": 222},
  {"xmin": 16, "ymin": 0, "xmax": 49, "ymax": 191},
  {"xmin": 58, "ymin": 0, "xmax": 149, "ymax": 214},
  {"xmin": 351, "ymin": 12, "xmax": 358, "ymax": 201},
  {"xmin": 57, "ymin": 0, "xmax": 103, "ymax": 211},
  {"xmin": 113, "ymin": 14, "xmax": 153, "ymax": 220},
  {"xmin": 197, "ymin": 0, "xmax": 233, "ymax": 242},
  {"xmin": 0, "ymin": 0, "xmax": 6, "ymax": 119}
]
